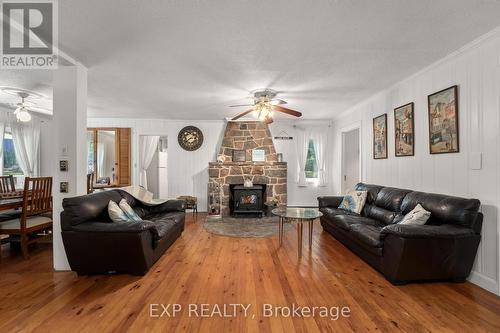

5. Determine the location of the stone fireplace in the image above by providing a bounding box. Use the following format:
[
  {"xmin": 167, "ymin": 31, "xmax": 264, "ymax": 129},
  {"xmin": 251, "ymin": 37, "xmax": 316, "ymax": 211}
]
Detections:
[{"xmin": 208, "ymin": 121, "xmax": 287, "ymax": 216}]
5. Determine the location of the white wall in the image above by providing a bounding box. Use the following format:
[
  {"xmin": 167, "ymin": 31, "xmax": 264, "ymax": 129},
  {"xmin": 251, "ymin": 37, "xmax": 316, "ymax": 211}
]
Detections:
[
  {"xmin": 331, "ymin": 28, "xmax": 500, "ymax": 294},
  {"xmin": 87, "ymin": 118, "xmax": 335, "ymax": 209}
]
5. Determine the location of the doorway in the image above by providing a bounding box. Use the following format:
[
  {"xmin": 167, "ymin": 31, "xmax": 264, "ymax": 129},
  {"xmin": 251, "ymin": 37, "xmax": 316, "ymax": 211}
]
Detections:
[{"xmin": 341, "ymin": 128, "xmax": 360, "ymax": 193}]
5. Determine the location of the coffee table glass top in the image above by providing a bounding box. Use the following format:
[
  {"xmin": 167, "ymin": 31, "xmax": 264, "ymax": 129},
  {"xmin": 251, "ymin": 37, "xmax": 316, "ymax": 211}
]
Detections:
[{"xmin": 272, "ymin": 207, "xmax": 323, "ymax": 219}]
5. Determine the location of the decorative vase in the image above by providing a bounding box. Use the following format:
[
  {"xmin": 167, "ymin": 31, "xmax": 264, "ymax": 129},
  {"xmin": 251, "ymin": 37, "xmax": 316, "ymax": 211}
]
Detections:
[
  {"xmin": 244, "ymin": 179, "xmax": 253, "ymax": 187},
  {"xmin": 277, "ymin": 153, "xmax": 283, "ymax": 162}
]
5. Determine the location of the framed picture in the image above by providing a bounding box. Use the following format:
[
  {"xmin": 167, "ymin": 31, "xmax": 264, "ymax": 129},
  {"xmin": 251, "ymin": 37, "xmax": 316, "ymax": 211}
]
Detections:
[
  {"xmin": 252, "ymin": 149, "xmax": 266, "ymax": 162},
  {"xmin": 394, "ymin": 103, "xmax": 414, "ymax": 157},
  {"xmin": 373, "ymin": 114, "xmax": 388, "ymax": 159},
  {"xmin": 232, "ymin": 149, "xmax": 246, "ymax": 162},
  {"xmin": 428, "ymin": 85, "xmax": 459, "ymax": 154},
  {"xmin": 60, "ymin": 181, "xmax": 69, "ymax": 193}
]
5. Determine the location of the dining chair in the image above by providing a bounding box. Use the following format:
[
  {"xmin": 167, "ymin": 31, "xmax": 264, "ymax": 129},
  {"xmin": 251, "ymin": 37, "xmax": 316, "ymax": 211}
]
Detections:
[
  {"xmin": 0, "ymin": 177, "xmax": 53, "ymax": 259},
  {"xmin": 0, "ymin": 175, "xmax": 15, "ymax": 193}
]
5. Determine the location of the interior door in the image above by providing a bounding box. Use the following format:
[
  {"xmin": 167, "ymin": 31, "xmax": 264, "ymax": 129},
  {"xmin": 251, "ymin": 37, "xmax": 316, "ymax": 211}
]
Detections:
[{"xmin": 342, "ymin": 128, "xmax": 360, "ymax": 193}]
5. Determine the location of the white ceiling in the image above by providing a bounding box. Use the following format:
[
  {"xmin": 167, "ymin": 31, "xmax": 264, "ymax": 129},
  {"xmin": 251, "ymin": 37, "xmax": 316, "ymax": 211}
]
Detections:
[{"xmin": 2, "ymin": 0, "xmax": 500, "ymax": 120}]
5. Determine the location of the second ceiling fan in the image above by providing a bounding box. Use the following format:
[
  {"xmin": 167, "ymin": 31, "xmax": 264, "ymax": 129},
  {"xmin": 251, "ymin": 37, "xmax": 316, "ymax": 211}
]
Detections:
[{"xmin": 230, "ymin": 89, "xmax": 302, "ymax": 124}]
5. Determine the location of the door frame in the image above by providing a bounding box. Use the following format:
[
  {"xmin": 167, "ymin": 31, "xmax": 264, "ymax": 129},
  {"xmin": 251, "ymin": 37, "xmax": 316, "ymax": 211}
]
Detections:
[{"xmin": 340, "ymin": 121, "xmax": 362, "ymax": 194}]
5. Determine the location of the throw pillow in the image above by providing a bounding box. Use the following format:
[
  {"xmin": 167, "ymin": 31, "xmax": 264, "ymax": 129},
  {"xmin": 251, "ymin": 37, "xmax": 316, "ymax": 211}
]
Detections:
[
  {"xmin": 338, "ymin": 190, "xmax": 368, "ymax": 214},
  {"xmin": 119, "ymin": 199, "xmax": 143, "ymax": 223},
  {"xmin": 399, "ymin": 204, "xmax": 431, "ymax": 225},
  {"xmin": 108, "ymin": 200, "xmax": 130, "ymax": 223}
]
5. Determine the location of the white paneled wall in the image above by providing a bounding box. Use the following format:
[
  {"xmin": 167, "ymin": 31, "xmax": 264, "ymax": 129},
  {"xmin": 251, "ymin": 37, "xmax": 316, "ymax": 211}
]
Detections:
[
  {"xmin": 332, "ymin": 29, "xmax": 500, "ymax": 294},
  {"xmin": 87, "ymin": 118, "xmax": 334, "ymax": 210}
]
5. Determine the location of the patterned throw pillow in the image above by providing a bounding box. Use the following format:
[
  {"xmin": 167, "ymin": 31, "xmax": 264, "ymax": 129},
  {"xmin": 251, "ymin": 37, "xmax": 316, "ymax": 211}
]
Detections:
[
  {"xmin": 108, "ymin": 200, "xmax": 130, "ymax": 223},
  {"xmin": 338, "ymin": 190, "xmax": 368, "ymax": 214},
  {"xmin": 399, "ymin": 204, "xmax": 431, "ymax": 225},
  {"xmin": 119, "ymin": 199, "xmax": 143, "ymax": 223}
]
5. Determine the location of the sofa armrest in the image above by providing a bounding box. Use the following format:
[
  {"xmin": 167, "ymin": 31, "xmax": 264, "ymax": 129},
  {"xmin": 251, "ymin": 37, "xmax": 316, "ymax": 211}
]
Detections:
[
  {"xmin": 317, "ymin": 196, "xmax": 343, "ymax": 209},
  {"xmin": 380, "ymin": 224, "xmax": 475, "ymax": 239},
  {"xmin": 149, "ymin": 200, "xmax": 185, "ymax": 214},
  {"xmin": 72, "ymin": 220, "xmax": 157, "ymax": 234}
]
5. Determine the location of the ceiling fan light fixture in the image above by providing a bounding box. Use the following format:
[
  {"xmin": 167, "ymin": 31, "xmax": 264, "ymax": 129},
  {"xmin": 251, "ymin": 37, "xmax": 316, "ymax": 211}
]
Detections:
[{"xmin": 14, "ymin": 107, "xmax": 31, "ymax": 122}]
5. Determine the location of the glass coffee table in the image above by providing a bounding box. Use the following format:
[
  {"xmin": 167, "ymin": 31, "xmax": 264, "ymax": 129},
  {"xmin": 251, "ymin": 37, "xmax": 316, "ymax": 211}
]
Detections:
[{"xmin": 272, "ymin": 207, "xmax": 323, "ymax": 258}]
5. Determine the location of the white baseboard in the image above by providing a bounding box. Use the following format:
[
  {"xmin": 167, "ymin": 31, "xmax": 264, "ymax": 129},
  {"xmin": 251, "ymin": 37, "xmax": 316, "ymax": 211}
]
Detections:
[{"xmin": 468, "ymin": 271, "xmax": 499, "ymax": 295}]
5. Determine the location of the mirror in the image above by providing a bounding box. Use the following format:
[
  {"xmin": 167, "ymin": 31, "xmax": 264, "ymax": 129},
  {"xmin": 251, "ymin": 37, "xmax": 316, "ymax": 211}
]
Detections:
[
  {"xmin": 96, "ymin": 130, "xmax": 116, "ymax": 184},
  {"xmin": 87, "ymin": 128, "xmax": 131, "ymax": 187}
]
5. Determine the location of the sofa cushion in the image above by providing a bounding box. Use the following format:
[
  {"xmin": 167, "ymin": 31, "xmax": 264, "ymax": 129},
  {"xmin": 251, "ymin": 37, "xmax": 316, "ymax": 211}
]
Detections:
[
  {"xmin": 147, "ymin": 211, "xmax": 184, "ymax": 225},
  {"xmin": 350, "ymin": 224, "xmax": 384, "ymax": 248},
  {"xmin": 399, "ymin": 204, "xmax": 431, "ymax": 225},
  {"xmin": 338, "ymin": 190, "xmax": 367, "ymax": 214},
  {"xmin": 320, "ymin": 207, "xmax": 358, "ymax": 218},
  {"xmin": 374, "ymin": 187, "xmax": 412, "ymax": 211},
  {"xmin": 363, "ymin": 205, "xmax": 397, "ymax": 225},
  {"xmin": 400, "ymin": 191, "xmax": 481, "ymax": 229},
  {"xmin": 108, "ymin": 200, "xmax": 130, "ymax": 223},
  {"xmin": 355, "ymin": 183, "xmax": 383, "ymax": 204},
  {"xmin": 153, "ymin": 219, "xmax": 178, "ymax": 239},
  {"xmin": 62, "ymin": 190, "xmax": 123, "ymax": 228},
  {"xmin": 119, "ymin": 199, "xmax": 143, "ymax": 223},
  {"xmin": 325, "ymin": 214, "xmax": 385, "ymax": 231}
]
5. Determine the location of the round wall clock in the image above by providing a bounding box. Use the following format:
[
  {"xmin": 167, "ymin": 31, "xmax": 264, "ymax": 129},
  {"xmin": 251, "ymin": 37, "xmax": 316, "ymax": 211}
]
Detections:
[{"xmin": 178, "ymin": 126, "xmax": 204, "ymax": 151}]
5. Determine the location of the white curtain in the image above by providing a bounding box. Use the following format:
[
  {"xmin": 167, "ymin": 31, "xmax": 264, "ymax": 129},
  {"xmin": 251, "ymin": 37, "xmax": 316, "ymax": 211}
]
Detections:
[
  {"xmin": 10, "ymin": 118, "xmax": 41, "ymax": 177},
  {"xmin": 311, "ymin": 127, "xmax": 329, "ymax": 187},
  {"xmin": 139, "ymin": 135, "xmax": 159, "ymax": 189},
  {"xmin": 295, "ymin": 129, "xmax": 309, "ymax": 187}
]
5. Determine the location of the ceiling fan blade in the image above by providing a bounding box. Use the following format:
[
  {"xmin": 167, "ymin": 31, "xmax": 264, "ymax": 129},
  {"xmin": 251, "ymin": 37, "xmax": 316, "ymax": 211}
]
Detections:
[
  {"xmin": 229, "ymin": 103, "xmax": 254, "ymax": 107},
  {"xmin": 273, "ymin": 105, "xmax": 302, "ymax": 117},
  {"xmin": 270, "ymin": 99, "xmax": 287, "ymax": 105},
  {"xmin": 231, "ymin": 108, "xmax": 254, "ymax": 120}
]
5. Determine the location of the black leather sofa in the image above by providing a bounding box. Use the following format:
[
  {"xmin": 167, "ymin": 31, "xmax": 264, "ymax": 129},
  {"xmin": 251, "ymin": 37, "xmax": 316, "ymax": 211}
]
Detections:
[
  {"xmin": 61, "ymin": 189, "xmax": 185, "ymax": 275},
  {"xmin": 318, "ymin": 183, "xmax": 482, "ymax": 284}
]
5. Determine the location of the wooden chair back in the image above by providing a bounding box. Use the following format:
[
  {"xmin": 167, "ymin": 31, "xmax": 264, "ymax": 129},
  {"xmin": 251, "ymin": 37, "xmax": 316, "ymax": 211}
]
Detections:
[
  {"xmin": 22, "ymin": 177, "xmax": 53, "ymax": 219},
  {"xmin": 0, "ymin": 175, "xmax": 15, "ymax": 193}
]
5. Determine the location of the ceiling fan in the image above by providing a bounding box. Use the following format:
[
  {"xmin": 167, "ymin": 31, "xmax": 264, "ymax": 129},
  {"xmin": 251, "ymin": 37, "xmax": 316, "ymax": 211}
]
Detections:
[
  {"xmin": 0, "ymin": 87, "xmax": 51, "ymax": 122},
  {"xmin": 229, "ymin": 89, "xmax": 302, "ymax": 124}
]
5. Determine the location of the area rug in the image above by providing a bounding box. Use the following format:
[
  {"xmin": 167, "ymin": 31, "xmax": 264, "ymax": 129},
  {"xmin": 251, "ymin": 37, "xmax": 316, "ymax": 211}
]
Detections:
[{"xmin": 203, "ymin": 216, "xmax": 293, "ymax": 238}]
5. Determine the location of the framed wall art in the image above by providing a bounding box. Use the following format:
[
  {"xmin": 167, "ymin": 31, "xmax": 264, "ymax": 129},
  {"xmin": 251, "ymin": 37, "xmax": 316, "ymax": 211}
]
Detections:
[
  {"xmin": 252, "ymin": 149, "xmax": 266, "ymax": 162},
  {"xmin": 232, "ymin": 149, "xmax": 246, "ymax": 162},
  {"xmin": 428, "ymin": 85, "xmax": 459, "ymax": 154},
  {"xmin": 394, "ymin": 102, "xmax": 414, "ymax": 157},
  {"xmin": 373, "ymin": 114, "xmax": 388, "ymax": 159}
]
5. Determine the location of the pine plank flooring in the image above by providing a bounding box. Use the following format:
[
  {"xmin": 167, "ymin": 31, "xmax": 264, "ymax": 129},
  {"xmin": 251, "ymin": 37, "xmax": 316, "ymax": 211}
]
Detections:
[{"xmin": 0, "ymin": 213, "xmax": 499, "ymax": 332}]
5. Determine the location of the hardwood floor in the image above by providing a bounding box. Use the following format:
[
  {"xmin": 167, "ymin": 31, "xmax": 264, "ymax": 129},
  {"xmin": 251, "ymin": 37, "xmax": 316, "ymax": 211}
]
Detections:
[{"xmin": 1, "ymin": 213, "xmax": 499, "ymax": 332}]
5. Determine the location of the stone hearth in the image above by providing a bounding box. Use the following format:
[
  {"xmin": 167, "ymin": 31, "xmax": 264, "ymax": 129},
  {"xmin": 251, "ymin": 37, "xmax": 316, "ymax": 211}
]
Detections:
[{"xmin": 208, "ymin": 121, "xmax": 287, "ymax": 216}]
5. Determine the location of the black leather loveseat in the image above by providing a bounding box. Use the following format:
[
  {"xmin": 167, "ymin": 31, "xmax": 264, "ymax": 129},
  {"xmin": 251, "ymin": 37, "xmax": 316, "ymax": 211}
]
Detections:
[
  {"xmin": 61, "ymin": 189, "xmax": 185, "ymax": 275},
  {"xmin": 318, "ymin": 183, "xmax": 482, "ymax": 284}
]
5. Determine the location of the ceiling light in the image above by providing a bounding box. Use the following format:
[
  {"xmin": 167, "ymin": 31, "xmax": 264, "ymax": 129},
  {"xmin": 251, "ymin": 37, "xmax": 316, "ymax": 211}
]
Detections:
[{"xmin": 14, "ymin": 106, "xmax": 32, "ymax": 122}]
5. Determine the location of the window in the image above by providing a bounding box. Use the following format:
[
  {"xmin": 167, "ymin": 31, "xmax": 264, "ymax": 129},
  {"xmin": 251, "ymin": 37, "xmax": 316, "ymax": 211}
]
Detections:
[
  {"xmin": 304, "ymin": 139, "xmax": 318, "ymax": 179},
  {"xmin": 3, "ymin": 131, "xmax": 23, "ymax": 176}
]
